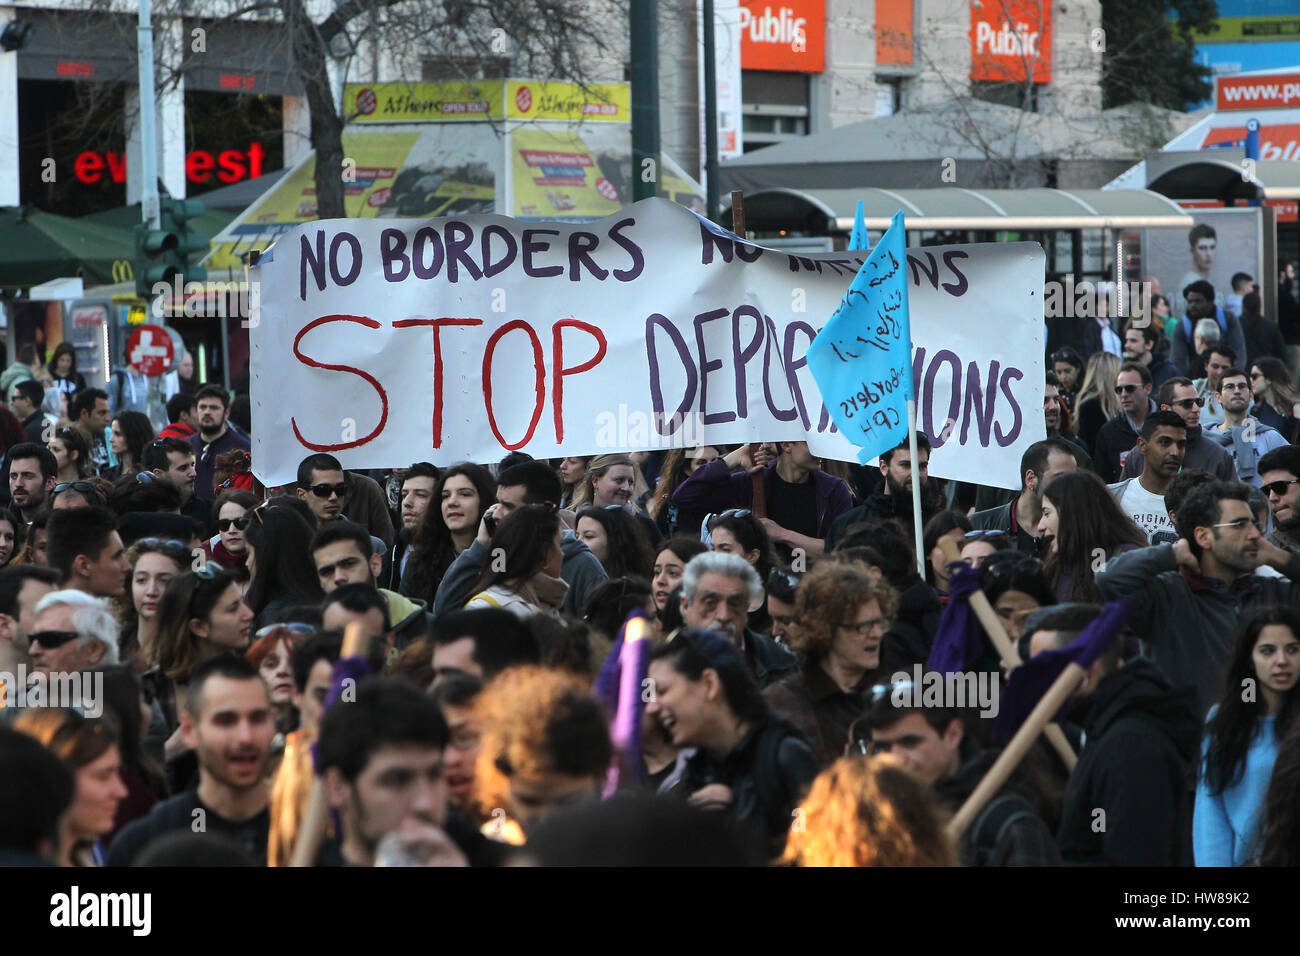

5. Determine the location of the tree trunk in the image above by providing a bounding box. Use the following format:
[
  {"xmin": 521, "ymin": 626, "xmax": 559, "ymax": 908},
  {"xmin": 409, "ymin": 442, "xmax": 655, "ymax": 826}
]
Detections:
[{"xmin": 281, "ymin": 0, "xmax": 346, "ymax": 219}]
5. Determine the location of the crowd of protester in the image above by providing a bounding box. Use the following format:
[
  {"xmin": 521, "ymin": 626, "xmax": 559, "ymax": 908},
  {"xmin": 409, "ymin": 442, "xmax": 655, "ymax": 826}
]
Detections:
[{"xmin": 6, "ymin": 264, "xmax": 1300, "ymax": 867}]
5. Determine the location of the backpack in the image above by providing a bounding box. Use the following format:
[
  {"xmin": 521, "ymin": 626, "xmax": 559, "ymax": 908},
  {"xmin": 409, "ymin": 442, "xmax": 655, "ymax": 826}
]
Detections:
[{"xmin": 965, "ymin": 791, "xmax": 1040, "ymax": 867}]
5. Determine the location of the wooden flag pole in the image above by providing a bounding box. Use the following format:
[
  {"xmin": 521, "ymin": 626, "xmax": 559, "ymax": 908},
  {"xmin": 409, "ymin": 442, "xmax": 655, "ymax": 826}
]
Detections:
[
  {"xmin": 289, "ymin": 621, "xmax": 369, "ymax": 867},
  {"xmin": 937, "ymin": 537, "xmax": 1077, "ymax": 771},
  {"xmin": 947, "ymin": 660, "xmax": 1087, "ymax": 841},
  {"xmin": 731, "ymin": 188, "xmax": 767, "ymax": 519}
]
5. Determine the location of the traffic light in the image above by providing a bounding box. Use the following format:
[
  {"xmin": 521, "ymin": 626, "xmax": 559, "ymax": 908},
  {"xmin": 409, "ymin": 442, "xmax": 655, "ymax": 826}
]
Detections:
[{"xmin": 133, "ymin": 197, "xmax": 209, "ymax": 299}]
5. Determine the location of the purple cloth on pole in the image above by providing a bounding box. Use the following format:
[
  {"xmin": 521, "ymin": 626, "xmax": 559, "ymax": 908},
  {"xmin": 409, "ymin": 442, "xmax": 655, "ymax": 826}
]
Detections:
[
  {"xmin": 993, "ymin": 598, "xmax": 1132, "ymax": 744},
  {"xmin": 925, "ymin": 565, "xmax": 985, "ymax": 675},
  {"xmin": 311, "ymin": 656, "xmax": 372, "ymax": 773},
  {"xmin": 597, "ymin": 609, "xmax": 651, "ymax": 795}
]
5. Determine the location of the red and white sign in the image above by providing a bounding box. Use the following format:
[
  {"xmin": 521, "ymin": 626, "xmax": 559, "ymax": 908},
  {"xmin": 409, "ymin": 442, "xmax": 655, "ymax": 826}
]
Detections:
[
  {"xmin": 738, "ymin": 0, "xmax": 824, "ymax": 72},
  {"xmin": 1202, "ymin": 123, "xmax": 1300, "ymax": 162},
  {"xmin": 1217, "ymin": 72, "xmax": 1300, "ymax": 111},
  {"xmin": 970, "ymin": 0, "xmax": 1051, "ymax": 84},
  {"xmin": 515, "ymin": 85, "xmax": 533, "ymax": 113},
  {"xmin": 126, "ymin": 325, "xmax": 175, "ymax": 377}
]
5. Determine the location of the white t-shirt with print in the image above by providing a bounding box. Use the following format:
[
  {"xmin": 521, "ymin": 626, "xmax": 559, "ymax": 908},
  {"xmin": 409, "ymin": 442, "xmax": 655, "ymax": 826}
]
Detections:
[{"xmin": 1120, "ymin": 479, "xmax": 1176, "ymax": 544}]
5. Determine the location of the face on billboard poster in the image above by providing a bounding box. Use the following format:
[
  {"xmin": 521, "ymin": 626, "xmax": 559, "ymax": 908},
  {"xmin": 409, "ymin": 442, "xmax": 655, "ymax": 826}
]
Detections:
[{"xmin": 1144, "ymin": 209, "xmax": 1262, "ymax": 321}]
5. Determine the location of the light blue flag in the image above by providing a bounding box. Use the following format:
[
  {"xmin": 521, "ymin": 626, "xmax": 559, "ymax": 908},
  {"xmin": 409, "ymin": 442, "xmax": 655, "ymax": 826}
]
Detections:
[
  {"xmin": 848, "ymin": 199, "xmax": 870, "ymax": 252},
  {"xmin": 806, "ymin": 209, "xmax": 912, "ymax": 465}
]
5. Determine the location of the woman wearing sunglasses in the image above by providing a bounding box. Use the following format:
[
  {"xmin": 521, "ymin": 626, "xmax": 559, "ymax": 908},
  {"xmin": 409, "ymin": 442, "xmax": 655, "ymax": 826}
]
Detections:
[
  {"xmin": 148, "ymin": 564, "xmax": 256, "ymax": 790},
  {"xmin": 119, "ymin": 537, "xmax": 191, "ymax": 669},
  {"xmin": 13, "ymin": 709, "xmax": 128, "ymax": 867},
  {"xmin": 205, "ymin": 488, "xmax": 258, "ymax": 581},
  {"xmin": 242, "ymin": 505, "xmax": 324, "ymax": 631}
]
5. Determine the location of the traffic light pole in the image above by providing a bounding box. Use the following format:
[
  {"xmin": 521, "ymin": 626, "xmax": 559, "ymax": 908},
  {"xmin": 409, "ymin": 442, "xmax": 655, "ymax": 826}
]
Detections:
[{"xmin": 137, "ymin": 0, "xmax": 160, "ymax": 228}]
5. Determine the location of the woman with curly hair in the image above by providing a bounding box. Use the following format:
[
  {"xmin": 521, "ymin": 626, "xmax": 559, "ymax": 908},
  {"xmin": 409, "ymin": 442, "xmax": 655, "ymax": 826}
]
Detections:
[
  {"xmin": 575, "ymin": 505, "xmax": 655, "ymax": 580},
  {"xmin": 473, "ymin": 665, "xmax": 612, "ymax": 843},
  {"xmin": 1196, "ymin": 606, "xmax": 1300, "ymax": 866},
  {"xmin": 763, "ymin": 561, "xmax": 898, "ymax": 766},
  {"xmin": 781, "ymin": 755, "xmax": 955, "ymax": 866},
  {"xmin": 400, "ymin": 462, "xmax": 495, "ymax": 605}
]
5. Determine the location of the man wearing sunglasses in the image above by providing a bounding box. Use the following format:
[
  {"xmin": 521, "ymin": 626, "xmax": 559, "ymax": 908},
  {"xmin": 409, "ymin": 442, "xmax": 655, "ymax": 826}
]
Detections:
[
  {"xmin": 26, "ymin": 589, "xmax": 119, "ymax": 682},
  {"xmin": 1258, "ymin": 446, "xmax": 1300, "ymax": 555},
  {"xmin": 1208, "ymin": 368, "xmax": 1289, "ymax": 488},
  {"xmin": 294, "ymin": 453, "xmax": 390, "ymax": 556},
  {"xmin": 1116, "ymin": 378, "xmax": 1236, "ymax": 485},
  {"xmin": 0, "ymin": 566, "xmax": 62, "ymax": 708},
  {"xmin": 1093, "ymin": 362, "xmax": 1156, "ymax": 484},
  {"xmin": 1097, "ymin": 480, "xmax": 1300, "ymax": 717}
]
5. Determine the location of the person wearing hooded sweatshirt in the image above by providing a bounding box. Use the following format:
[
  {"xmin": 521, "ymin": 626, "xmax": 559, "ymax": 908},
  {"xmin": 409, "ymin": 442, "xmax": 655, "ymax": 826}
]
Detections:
[
  {"xmin": 1025, "ymin": 604, "xmax": 1200, "ymax": 866},
  {"xmin": 308, "ymin": 522, "xmax": 432, "ymax": 651}
]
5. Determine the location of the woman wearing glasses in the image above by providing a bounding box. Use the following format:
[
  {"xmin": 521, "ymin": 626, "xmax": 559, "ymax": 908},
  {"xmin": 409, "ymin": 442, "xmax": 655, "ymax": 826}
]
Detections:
[
  {"xmin": 242, "ymin": 505, "xmax": 324, "ymax": 630},
  {"xmin": 205, "ymin": 488, "xmax": 258, "ymax": 581},
  {"xmin": 400, "ymin": 463, "xmax": 495, "ymax": 605},
  {"xmin": 465, "ymin": 505, "xmax": 567, "ymax": 618},
  {"xmin": 119, "ymin": 537, "xmax": 190, "ymax": 669},
  {"xmin": 13, "ymin": 709, "xmax": 128, "ymax": 867},
  {"xmin": 148, "ymin": 564, "xmax": 256, "ymax": 788},
  {"xmin": 1038, "ymin": 470, "xmax": 1146, "ymax": 603},
  {"xmin": 1196, "ymin": 607, "xmax": 1300, "ymax": 866},
  {"xmin": 649, "ymin": 629, "xmax": 820, "ymax": 858},
  {"xmin": 764, "ymin": 561, "xmax": 897, "ymax": 767},
  {"xmin": 48, "ymin": 426, "xmax": 91, "ymax": 483},
  {"xmin": 104, "ymin": 410, "xmax": 155, "ymax": 480}
]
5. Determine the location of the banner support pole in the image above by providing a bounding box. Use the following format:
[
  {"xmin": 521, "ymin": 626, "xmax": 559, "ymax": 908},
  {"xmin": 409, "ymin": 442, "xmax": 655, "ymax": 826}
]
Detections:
[{"xmin": 906, "ymin": 398, "xmax": 924, "ymax": 578}]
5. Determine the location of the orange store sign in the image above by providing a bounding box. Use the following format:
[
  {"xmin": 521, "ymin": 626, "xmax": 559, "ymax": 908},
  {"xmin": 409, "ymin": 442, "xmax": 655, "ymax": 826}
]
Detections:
[
  {"xmin": 969, "ymin": 0, "xmax": 1052, "ymax": 83},
  {"xmin": 739, "ymin": 0, "xmax": 824, "ymax": 73}
]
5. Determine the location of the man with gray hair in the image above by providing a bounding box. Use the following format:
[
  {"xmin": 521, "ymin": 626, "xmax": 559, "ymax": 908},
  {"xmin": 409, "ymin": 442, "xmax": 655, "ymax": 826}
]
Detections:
[
  {"xmin": 25, "ymin": 590, "xmax": 119, "ymax": 681},
  {"xmin": 678, "ymin": 552, "xmax": 796, "ymax": 688}
]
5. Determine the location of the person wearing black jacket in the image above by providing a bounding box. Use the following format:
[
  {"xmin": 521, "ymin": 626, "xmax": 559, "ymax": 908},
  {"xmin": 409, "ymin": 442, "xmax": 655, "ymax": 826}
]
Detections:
[
  {"xmin": 970, "ymin": 438, "xmax": 1079, "ymax": 554},
  {"xmin": 826, "ymin": 433, "xmax": 941, "ymax": 552},
  {"xmin": 1093, "ymin": 362, "xmax": 1157, "ymax": 483},
  {"xmin": 651, "ymin": 629, "xmax": 819, "ymax": 858},
  {"xmin": 678, "ymin": 551, "xmax": 797, "ymax": 688},
  {"xmin": 859, "ymin": 696, "xmax": 1061, "ymax": 866},
  {"xmin": 1026, "ymin": 604, "xmax": 1199, "ymax": 866},
  {"xmin": 107, "ymin": 657, "xmax": 274, "ymax": 866}
]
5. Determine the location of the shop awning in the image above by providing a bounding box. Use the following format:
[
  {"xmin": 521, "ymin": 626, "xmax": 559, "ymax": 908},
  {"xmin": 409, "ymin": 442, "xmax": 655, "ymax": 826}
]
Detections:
[
  {"xmin": 1122, "ymin": 149, "xmax": 1300, "ymax": 202},
  {"xmin": 0, "ymin": 206, "xmax": 137, "ymax": 290},
  {"xmin": 721, "ymin": 186, "xmax": 1194, "ymax": 234}
]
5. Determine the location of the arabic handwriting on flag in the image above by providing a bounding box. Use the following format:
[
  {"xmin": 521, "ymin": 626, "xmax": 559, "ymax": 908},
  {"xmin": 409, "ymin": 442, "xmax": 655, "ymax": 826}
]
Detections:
[{"xmin": 807, "ymin": 209, "xmax": 912, "ymax": 466}]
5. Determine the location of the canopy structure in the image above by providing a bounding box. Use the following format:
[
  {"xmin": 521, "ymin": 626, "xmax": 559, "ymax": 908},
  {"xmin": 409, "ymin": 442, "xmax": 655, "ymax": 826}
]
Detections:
[
  {"xmin": 0, "ymin": 206, "xmax": 138, "ymax": 290},
  {"xmin": 720, "ymin": 186, "xmax": 1194, "ymax": 235}
]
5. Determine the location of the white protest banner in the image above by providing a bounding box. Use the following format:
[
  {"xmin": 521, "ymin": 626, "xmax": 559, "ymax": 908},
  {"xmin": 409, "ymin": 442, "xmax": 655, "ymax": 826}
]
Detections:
[{"xmin": 249, "ymin": 197, "xmax": 1044, "ymax": 488}]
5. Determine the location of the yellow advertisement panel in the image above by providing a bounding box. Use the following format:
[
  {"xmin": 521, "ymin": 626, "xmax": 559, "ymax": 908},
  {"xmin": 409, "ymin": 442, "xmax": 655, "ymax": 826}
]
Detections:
[
  {"xmin": 504, "ymin": 81, "xmax": 631, "ymax": 122},
  {"xmin": 345, "ymin": 82, "xmax": 505, "ymax": 123},
  {"xmin": 511, "ymin": 129, "xmax": 627, "ymax": 220}
]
